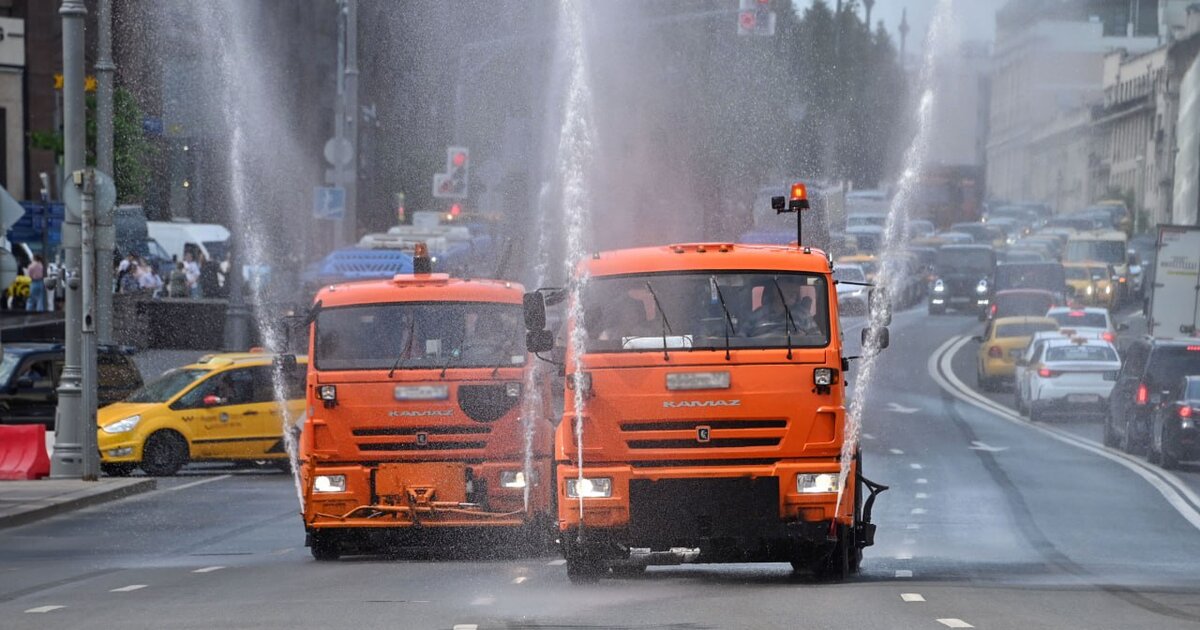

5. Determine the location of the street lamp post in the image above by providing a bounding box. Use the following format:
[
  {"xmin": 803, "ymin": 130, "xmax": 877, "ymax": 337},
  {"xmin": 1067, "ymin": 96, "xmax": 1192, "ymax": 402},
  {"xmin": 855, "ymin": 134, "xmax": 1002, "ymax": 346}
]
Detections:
[{"xmin": 95, "ymin": 0, "xmax": 115, "ymax": 344}]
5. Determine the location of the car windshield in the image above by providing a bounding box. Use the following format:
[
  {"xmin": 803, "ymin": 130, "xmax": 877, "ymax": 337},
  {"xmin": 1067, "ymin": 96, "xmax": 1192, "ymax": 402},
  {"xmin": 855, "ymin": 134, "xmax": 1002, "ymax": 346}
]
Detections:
[
  {"xmin": 1148, "ymin": 347, "xmax": 1200, "ymax": 388},
  {"xmin": 1188, "ymin": 379, "xmax": 1200, "ymax": 400},
  {"xmin": 937, "ymin": 248, "xmax": 994, "ymax": 272},
  {"xmin": 126, "ymin": 368, "xmax": 210, "ymax": 403},
  {"xmin": 1087, "ymin": 267, "xmax": 1110, "ymax": 281},
  {"xmin": 834, "ymin": 266, "xmax": 866, "ymax": 284},
  {"xmin": 315, "ymin": 302, "xmax": 525, "ymax": 371},
  {"xmin": 996, "ymin": 321, "xmax": 1059, "ymax": 337},
  {"xmin": 1049, "ymin": 311, "xmax": 1107, "ymax": 329},
  {"xmin": 996, "ymin": 294, "xmax": 1053, "ymax": 317},
  {"xmin": 1046, "ymin": 344, "xmax": 1118, "ymax": 362},
  {"xmin": 994, "ymin": 264, "xmax": 1065, "ymax": 292},
  {"xmin": 1065, "ymin": 240, "xmax": 1125, "ymax": 264},
  {"xmin": 1064, "ymin": 267, "xmax": 1089, "ymax": 280},
  {"xmin": 0, "ymin": 352, "xmax": 19, "ymax": 385},
  {"xmin": 583, "ymin": 271, "xmax": 831, "ymax": 352}
]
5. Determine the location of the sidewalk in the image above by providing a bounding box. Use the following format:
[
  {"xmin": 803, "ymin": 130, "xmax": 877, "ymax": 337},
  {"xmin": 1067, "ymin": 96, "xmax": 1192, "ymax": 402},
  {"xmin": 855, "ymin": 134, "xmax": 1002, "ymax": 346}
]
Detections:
[{"xmin": 0, "ymin": 477, "xmax": 156, "ymax": 529}]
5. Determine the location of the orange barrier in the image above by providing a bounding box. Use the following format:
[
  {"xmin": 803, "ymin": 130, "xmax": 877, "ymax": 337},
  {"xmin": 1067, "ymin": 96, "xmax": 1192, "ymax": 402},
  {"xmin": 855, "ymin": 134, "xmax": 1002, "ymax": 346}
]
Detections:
[{"xmin": 0, "ymin": 425, "xmax": 51, "ymax": 480}]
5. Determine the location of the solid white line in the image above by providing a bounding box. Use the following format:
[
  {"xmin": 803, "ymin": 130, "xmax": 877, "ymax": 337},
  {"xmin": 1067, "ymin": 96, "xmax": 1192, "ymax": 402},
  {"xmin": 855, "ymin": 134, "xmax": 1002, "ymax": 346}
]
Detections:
[
  {"xmin": 909, "ymin": 463, "xmax": 923, "ymax": 470},
  {"xmin": 889, "ymin": 448, "xmax": 905, "ymax": 455},
  {"xmin": 900, "ymin": 593, "xmax": 925, "ymax": 602},
  {"xmin": 110, "ymin": 584, "xmax": 147, "ymax": 592},
  {"xmin": 937, "ymin": 619, "xmax": 974, "ymax": 629},
  {"xmin": 910, "ymin": 508, "xmax": 927, "ymax": 515},
  {"xmin": 546, "ymin": 559, "xmax": 566, "ymax": 566},
  {"xmin": 25, "ymin": 605, "xmax": 65, "ymax": 613},
  {"xmin": 470, "ymin": 595, "xmax": 496, "ymax": 606},
  {"xmin": 158, "ymin": 475, "xmax": 232, "ymax": 495},
  {"xmin": 512, "ymin": 576, "xmax": 528, "ymax": 584},
  {"xmin": 896, "ymin": 552, "xmax": 913, "ymax": 560},
  {"xmin": 453, "ymin": 626, "xmax": 479, "ymax": 630},
  {"xmin": 894, "ymin": 569, "xmax": 913, "ymax": 578},
  {"xmin": 192, "ymin": 566, "xmax": 225, "ymax": 574},
  {"xmin": 931, "ymin": 335, "xmax": 1200, "ymax": 533},
  {"xmin": 915, "ymin": 492, "xmax": 928, "ymax": 499}
]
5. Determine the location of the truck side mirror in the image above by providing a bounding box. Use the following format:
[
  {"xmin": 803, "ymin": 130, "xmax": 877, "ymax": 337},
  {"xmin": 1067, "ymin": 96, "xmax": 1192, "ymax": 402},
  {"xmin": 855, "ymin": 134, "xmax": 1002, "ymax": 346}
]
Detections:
[
  {"xmin": 526, "ymin": 330, "xmax": 554, "ymax": 354},
  {"xmin": 274, "ymin": 353, "xmax": 299, "ymax": 375},
  {"xmin": 523, "ymin": 292, "xmax": 547, "ymax": 331},
  {"xmin": 861, "ymin": 326, "xmax": 889, "ymax": 351},
  {"xmin": 868, "ymin": 289, "xmax": 892, "ymax": 326}
]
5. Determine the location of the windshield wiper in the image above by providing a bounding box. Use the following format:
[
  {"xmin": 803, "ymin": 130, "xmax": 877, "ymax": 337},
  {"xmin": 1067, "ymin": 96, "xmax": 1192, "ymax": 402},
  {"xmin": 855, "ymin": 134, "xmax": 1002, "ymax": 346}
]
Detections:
[
  {"xmin": 771, "ymin": 277, "xmax": 798, "ymax": 360},
  {"xmin": 710, "ymin": 276, "xmax": 736, "ymax": 361},
  {"xmin": 387, "ymin": 317, "xmax": 418, "ymax": 378},
  {"xmin": 490, "ymin": 335, "xmax": 522, "ymax": 378},
  {"xmin": 644, "ymin": 280, "xmax": 674, "ymax": 361},
  {"xmin": 439, "ymin": 349, "xmax": 461, "ymax": 379}
]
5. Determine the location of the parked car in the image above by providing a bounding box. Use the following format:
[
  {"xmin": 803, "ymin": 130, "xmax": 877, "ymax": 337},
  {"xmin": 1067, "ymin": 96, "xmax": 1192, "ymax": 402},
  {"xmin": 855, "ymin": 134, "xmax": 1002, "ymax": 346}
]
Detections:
[
  {"xmin": 1018, "ymin": 337, "xmax": 1121, "ymax": 422},
  {"xmin": 1149, "ymin": 375, "xmax": 1200, "ymax": 468},
  {"xmin": 1, "ymin": 343, "xmax": 143, "ymax": 427},
  {"xmin": 1105, "ymin": 339, "xmax": 1200, "ymax": 454}
]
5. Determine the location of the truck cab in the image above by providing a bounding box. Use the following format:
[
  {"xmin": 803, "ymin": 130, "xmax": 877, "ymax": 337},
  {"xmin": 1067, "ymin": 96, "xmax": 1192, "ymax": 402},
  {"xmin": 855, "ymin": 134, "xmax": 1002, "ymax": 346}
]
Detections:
[
  {"xmin": 525, "ymin": 239, "xmax": 888, "ymax": 581},
  {"xmin": 299, "ymin": 263, "xmax": 555, "ymax": 560}
]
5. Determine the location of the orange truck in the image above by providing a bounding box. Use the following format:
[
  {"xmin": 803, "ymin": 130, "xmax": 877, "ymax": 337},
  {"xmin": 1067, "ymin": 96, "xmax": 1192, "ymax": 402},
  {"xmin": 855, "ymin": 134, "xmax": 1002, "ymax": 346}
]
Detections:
[
  {"xmin": 297, "ymin": 253, "xmax": 555, "ymax": 560},
  {"xmin": 523, "ymin": 188, "xmax": 889, "ymax": 581}
]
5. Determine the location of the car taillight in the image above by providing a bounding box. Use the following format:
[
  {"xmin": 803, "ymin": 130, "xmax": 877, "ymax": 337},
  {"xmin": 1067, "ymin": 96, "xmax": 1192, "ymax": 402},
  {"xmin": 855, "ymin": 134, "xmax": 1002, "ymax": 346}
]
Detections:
[
  {"xmin": 1038, "ymin": 367, "xmax": 1057, "ymax": 378},
  {"xmin": 1181, "ymin": 406, "xmax": 1194, "ymax": 419},
  {"xmin": 1136, "ymin": 383, "xmax": 1148, "ymax": 406},
  {"xmin": 1102, "ymin": 331, "xmax": 1115, "ymax": 342},
  {"xmin": 988, "ymin": 346, "xmax": 1003, "ymax": 358},
  {"xmin": 990, "ymin": 304, "xmax": 997, "ymax": 317}
]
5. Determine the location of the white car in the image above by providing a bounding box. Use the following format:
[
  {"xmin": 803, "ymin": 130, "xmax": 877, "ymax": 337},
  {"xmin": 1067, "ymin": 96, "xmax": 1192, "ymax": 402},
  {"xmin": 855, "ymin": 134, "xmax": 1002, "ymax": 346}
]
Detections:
[
  {"xmin": 1014, "ymin": 329, "xmax": 1108, "ymax": 414},
  {"xmin": 1044, "ymin": 306, "xmax": 1121, "ymax": 344},
  {"xmin": 1022, "ymin": 338, "xmax": 1121, "ymax": 422},
  {"xmin": 834, "ymin": 264, "xmax": 869, "ymax": 316}
]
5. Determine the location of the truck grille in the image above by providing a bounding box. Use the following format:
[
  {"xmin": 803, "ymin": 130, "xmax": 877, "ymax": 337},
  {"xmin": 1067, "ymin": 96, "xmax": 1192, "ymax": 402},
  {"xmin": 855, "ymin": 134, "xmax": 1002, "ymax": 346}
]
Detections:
[
  {"xmin": 620, "ymin": 419, "xmax": 786, "ymax": 451},
  {"xmin": 353, "ymin": 425, "xmax": 491, "ymax": 452}
]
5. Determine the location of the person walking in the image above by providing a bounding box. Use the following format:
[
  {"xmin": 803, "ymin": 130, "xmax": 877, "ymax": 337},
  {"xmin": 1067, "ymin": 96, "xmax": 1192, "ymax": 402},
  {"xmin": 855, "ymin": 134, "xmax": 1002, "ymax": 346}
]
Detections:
[
  {"xmin": 26, "ymin": 255, "xmax": 46, "ymax": 312},
  {"xmin": 168, "ymin": 261, "xmax": 189, "ymax": 298},
  {"xmin": 184, "ymin": 252, "xmax": 201, "ymax": 298}
]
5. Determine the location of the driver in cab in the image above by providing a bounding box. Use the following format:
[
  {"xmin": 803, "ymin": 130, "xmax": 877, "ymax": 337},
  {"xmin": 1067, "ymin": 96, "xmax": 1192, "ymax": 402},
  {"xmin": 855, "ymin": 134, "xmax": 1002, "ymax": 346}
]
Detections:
[{"xmin": 749, "ymin": 283, "xmax": 821, "ymax": 338}]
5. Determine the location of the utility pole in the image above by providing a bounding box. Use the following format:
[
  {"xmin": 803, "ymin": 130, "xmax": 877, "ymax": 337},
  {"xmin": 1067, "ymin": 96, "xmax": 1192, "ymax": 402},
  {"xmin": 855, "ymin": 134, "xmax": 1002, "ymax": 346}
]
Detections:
[
  {"xmin": 79, "ymin": 168, "xmax": 99, "ymax": 480},
  {"xmin": 50, "ymin": 0, "xmax": 86, "ymax": 479},
  {"xmin": 344, "ymin": 0, "xmax": 358, "ymax": 244},
  {"xmin": 95, "ymin": 0, "xmax": 115, "ymax": 344}
]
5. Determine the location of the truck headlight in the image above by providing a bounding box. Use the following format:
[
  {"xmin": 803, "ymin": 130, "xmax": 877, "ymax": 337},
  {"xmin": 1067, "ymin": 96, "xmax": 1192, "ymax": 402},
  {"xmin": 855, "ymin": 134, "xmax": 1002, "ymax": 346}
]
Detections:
[
  {"xmin": 565, "ymin": 477, "xmax": 612, "ymax": 498},
  {"xmin": 102, "ymin": 415, "xmax": 141, "ymax": 434},
  {"xmin": 313, "ymin": 475, "xmax": 346, "ymax": 493},
  {"xmin": 797, "ymin": 473, "xmax": 839, "ymax": 494},
  {"xmin": 505, "ymin": 382, "xmax": 522, "ymax": 397},
  {"xmin": 500, "ymin": 471, "xmax": 529, "ymax": 489},
  {"xmin": 317, "ymin": 385, "xmax": 337, "ymax": 401},
  {"xmin": 813, "ymin": 368, "xmax": 837, "ymax": 386}
]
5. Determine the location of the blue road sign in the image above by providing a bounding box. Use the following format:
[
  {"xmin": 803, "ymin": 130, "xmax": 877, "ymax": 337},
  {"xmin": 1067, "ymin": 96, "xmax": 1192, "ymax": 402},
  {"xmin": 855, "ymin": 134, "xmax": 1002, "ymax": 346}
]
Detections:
[{"xmin": 313, "ymin": 186, "xmax": 346, "ymax": 220}]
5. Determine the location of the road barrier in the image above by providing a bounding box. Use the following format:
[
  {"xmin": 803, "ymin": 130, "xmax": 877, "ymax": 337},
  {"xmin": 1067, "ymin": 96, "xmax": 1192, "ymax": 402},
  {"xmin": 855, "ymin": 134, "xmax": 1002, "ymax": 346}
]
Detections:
[{"xmin": 0, "ymin": 424, "xmax": 51, "ymax": 480}]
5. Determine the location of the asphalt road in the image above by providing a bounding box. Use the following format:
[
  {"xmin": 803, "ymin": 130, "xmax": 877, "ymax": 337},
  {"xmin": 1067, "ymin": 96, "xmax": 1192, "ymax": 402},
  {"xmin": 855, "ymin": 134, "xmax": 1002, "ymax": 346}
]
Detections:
[{"xmin": 3, "ymin": 307, "xmax": 1200, "ymax": 629}]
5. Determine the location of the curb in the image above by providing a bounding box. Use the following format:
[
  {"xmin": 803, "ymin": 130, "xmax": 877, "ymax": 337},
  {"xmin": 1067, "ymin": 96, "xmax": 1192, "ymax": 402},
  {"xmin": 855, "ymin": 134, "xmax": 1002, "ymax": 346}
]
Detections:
[{"xmin": 0, "ymin": 478, "xmax": 157, "ymax": 530}]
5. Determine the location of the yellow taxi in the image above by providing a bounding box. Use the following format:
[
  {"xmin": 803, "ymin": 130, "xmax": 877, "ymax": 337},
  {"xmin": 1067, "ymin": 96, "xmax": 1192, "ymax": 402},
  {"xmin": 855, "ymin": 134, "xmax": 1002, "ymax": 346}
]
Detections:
[
  {"xmin": 975, "ymin": 316, "xmax": 1059, "ymax": 391},
  {"xmin": 836, "ymin": 254, "xmax": 880, "ymax": 283},
  {"xmin": 97, "ymin": 351, "xmax": 307, "ymax": 476},
  {"xmin": 1086, "ymin": 263, "xmax": 1118, "ymax": 311},
  {"xmin": 1063, "ymin": 263, "xmax": 1097, "ymax": 306}
]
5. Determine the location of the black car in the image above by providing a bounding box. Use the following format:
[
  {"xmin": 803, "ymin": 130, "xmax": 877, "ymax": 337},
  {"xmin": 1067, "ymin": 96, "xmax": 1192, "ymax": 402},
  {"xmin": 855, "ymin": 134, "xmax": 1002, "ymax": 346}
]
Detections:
[
  {"xmin": 0, "ymin": 343, "xmax": 143, "ymax": 428},
  {"xmin": 1149, "ymin": 375, "xmax": 1200, "ymax": 468},
  {"xmin": 929, "ymin": 245, "xmax": 996, "ymax": 315},
  {"xmin": 1106, "ymin": 339, "xmax": 1200, "ymax": 454},
  {"xmin": 994, "ymin": 261, "xmax": 1067, "ymax": 304}
]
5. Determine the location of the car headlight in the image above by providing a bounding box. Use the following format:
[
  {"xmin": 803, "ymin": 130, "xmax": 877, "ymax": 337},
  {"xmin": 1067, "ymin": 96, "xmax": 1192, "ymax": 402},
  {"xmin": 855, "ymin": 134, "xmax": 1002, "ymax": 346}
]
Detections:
[
  {"xmin": 797, "ymin": 473, "xmax": 840, "ymax": 494},
  {"xmin": 976, "ymin": 280, "xmax": 989, "ymax": 294},
  {"xmin": 1086, "ymin": 285, "xmax": 1094, "ymax": 295},
  {"xmin": 565, "ymin": 477, "xmax": 612, "ymax": 498},
  {"xmin": 500, "ymin": 470, "xmax": 530, "ymax": 489},
  {"xmin": 933, "ymin": 279, "xmax": 945, "ymax": 292},
  {"xmin": 1105, "ymin": 285, "xmax": 1112, "ymax": 294},
  {"xmin": 313, "ymin": 475, "xmax": 346, "ymax": 493},
  {"xmin": 102, "ymin": 415, "xmax": 141, "ymax": 434}
]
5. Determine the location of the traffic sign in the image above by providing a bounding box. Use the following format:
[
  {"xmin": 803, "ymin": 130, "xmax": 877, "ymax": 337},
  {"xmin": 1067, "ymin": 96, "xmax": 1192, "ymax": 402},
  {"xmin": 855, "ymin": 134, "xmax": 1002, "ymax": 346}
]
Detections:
[
  {"xmin": 63, "ymin": 169, "xmax": 115, "ymax": 221},
  {"xmin": 324, "ymin": 137, "xmax": 354, "ymax": 167},
  {"xmin": 737, "ymin": 0, "xmax": 775, "ymax": 36},
  {"xmin": 313, "ymin": 186, "xmax": 346, "ymax": 220}
]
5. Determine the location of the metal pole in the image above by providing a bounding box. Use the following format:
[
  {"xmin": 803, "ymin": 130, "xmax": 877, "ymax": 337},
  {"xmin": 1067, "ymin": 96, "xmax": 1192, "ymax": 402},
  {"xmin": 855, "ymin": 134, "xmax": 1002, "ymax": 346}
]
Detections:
[
  {"xmin": 50, "ymin": 0, "xmax": 86, "ymax": 479},
  {"xmin": 330, "ymin": 0, "xmax": 346, "ymax": 247},
  {"xmin": 344, "ymin": 0, "xmax": 358, "ymax": 243},
  {"xmin": 80, "ymin": 169, "xmax": 98, "ymax": 480},
  {"xmin": 95, "ymin": 0, "xmax": 115, "ymax": 344}
]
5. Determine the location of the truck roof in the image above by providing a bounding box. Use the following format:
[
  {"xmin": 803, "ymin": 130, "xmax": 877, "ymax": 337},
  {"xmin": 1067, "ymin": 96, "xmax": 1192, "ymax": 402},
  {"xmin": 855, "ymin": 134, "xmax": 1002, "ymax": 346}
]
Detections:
[
  {"xmin": 581, "ymin": 243, "xmax": 832, "ymax": 277},
  {"xmin": 314, "ymin": 274, "xmax": 525, "ymax": 308}
]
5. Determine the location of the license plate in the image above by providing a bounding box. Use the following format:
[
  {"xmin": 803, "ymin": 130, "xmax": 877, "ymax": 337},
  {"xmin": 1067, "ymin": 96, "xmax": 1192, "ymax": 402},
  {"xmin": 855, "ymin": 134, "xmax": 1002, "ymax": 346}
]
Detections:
[{"xmin": 1068, "ymin": 394, "xmax": 1099, "ymax": 404}]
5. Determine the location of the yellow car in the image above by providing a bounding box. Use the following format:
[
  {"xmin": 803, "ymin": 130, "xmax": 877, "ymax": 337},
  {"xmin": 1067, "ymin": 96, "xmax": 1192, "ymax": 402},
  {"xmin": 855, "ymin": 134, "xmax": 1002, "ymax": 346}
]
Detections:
[
  {"xmin": 975, "ymin": 316, "xmax": 1059, "ymax": 391},
  {"xmin": 1086, "ymin": 263, "xmax": 1118, "ymax": 311},
  {"xmin": 836, "ymin": 254, "xmax": 880, "ymax": 283},
  {"xmin": 98, "ymin": 352, "xmax": 307, "ymax": 476},
  {"xmin": 1063, "ymin": 263, "xmax": 1097, "ymax": 306}
]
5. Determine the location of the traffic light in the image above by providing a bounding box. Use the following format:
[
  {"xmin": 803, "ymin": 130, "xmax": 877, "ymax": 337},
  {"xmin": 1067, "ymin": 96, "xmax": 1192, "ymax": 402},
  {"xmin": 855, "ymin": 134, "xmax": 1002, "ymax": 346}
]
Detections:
[
  {"xmin": 434, "ymin": 146, "xmax": 469, "ymax": 199},
  {"xmin": 737, "ymin": 0, "xmax": 775, "ymax": 36}
]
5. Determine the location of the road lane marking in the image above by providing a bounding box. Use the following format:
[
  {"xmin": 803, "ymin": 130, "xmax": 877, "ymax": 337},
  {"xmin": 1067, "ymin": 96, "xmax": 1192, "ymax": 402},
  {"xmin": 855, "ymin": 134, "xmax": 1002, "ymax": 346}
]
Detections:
[
  {"xmin": 193, "ymin": 566, "xmax": 225, "ymax": 573},
  {"xmin": 910, "ymin": 463, "xmax": 923, "ymax": 470},
  {"xmin": 937, "ymin": 619, "xmax": 974, "ymax": 629},
  {"xmin": 916, "ymin": 478, "xmax": 928, "ymax": 484},
  {"xmin": 902, "ymin": 538, "xmax": 916, "ymax": 545},
  {"xmin": 110, "ymin": 584, "xmax": 147, "ymax": 592},
  {"xmin": 910, "ymin": 508, "xmax": 927, "ymax": 515},
  {"xmin": 158, "ymin": 475, "xmax": 233, "ymax": 495},
  {"xmin": 470, "ymin": 595, "xmax": 496, "ymax": 606},
  {"xmin": 25, "ymin": 605, "xmax": 64, "ymax": 613},
  {"xmin": 900, "ymin": 593, "xmax": 925, "ymax": 602},
  {"xmin": 968, "ymin": 440, "xmax": 1008, "ymax": 452},
  {"xmin": 512, "ymin": 576, "xmax": 528, "ymax": 584},
  {"xmin": 270, "ymin": 548, "xmax": 294, "ymax": 556},
  {"xmin": 862, "ymin": 433, "xmax": 876, "ymax": 440},
  {"xmin": 896, "ymin": 553, "xmax": 913, "ymax": 560},
  {"xmin": 895, "ymin": 569, "xmax": 912, "ymax": 578},
  {"xmin": 886, "ymin": 402, "xmax": 920, "ymax": 414},
  {"xmin": 906, "ymin": 524, "xmax": 920, "ymax": 530},
  {"xmin": 889, "ymin": 448, "xmax": 905, "ymax": 455},
  {"xmin": 546, "ymin": 559, "xmax": 566, "ymax": 566},
  {"xmin": 915, "ymin": 492, "xmax": 928, "ymax": 499},
  {"xmin": 453, "ymin": 625, "xmax": 479, "ymax": 630},
  {"xmin": 930, "ymin": 335, "xmax": 1200, "ymax": 533}
]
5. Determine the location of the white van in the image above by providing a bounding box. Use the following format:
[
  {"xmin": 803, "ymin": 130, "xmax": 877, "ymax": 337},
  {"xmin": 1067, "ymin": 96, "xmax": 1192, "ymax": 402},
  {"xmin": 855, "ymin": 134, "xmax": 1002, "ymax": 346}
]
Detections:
[{"xmin": 146, "ymin": 221, "xmax": 230, "ymax": 263}]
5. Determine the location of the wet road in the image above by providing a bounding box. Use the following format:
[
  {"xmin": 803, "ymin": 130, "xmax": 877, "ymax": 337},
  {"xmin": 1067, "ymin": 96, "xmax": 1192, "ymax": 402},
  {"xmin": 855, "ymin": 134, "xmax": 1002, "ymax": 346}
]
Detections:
[{"xmin": 3, "ymin": 308, "xmax": 1200, "ymax": 629}]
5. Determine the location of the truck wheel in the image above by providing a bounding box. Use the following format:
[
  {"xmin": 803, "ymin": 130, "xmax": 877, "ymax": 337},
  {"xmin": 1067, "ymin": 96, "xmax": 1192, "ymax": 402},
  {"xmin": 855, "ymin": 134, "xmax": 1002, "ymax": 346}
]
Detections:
[
  {"xmin": 565, "ymin": 550, "xmax": 606, "ymax": 583},
  {"xmin": 812, "ymin": 534, "xmax": 850, "ymax": 582},
  {"xmin": 310, "ymin": 531, "xmax": 341, "ymax": 561},
  {"xmin": 140, "ymin": 431, "xmax": 188, "ymax": 477},
  {"xmin": 1029, "ymin": 403, "xmax": 1042, "ymax": 423},
  {"xmin": 609, "ymin": 565, "xmax": 646, "ymax": 578}
]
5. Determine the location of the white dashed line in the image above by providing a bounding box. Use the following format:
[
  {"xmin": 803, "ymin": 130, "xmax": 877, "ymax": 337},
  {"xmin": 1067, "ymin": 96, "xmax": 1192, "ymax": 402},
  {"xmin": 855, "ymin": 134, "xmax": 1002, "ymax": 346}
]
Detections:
[
  {"xmin": 512, "ymin": 576, "xmax": 528, "ymax": 584},
  {"xmin": 895, "ymin": 569, "xmax": 913, "ymax": 578},
  {"xmin": 889, "ymin": 448, "xmax": 904, "ymax": 455},
  {"xmin": 862, "ymin": 433, "xmax": 876, "ymax": 440},
  {"xmin": 906, "ymin": 524, "xmax": 921, "ymax": 530},
  {"xmin": 915, "ymin": 478, "xmax": 928, "ymax": 484},
  {"xmin": 900, "ymin": 593, "xmax": 925, "ymax": 602},
  {"xmin": 910, "ymin": 463, "xmax": 923, "ymax": 470},
  {"xmin": 110, "ymin": 584, "xmax": 147, "ymax": 592},
  {"xmin": 915, "ymin": 492, "xmax": 928, "ymax": 499},
  {"xmin": 546, "ymin": 559, "xmax": 566, "ymax": 566},
  {"xmin": 470, "ymin": 595, "xmax": 496, "ymax": 606},
  {"xmin": 911, "ymin": 508, "xmax": 927, "ymax": 515},
  {"xmin": 895, "ymin": 553, "xmax": 913, "ymax": 560},
  {"xmin": 193, "ymin": 566, "xmax": 225, "ymax": 573},
  {"xmin": 453, "ymin": 625, "xmax": 479, "ymax": 630},
  {"xmin": 25, "ymin": 605, "xmax": 65, "ymax": 613},
  {"xmin": 270, "ymin": 547, "xmax": 294, "ymax": 556},
  {"xmin": 937, "ymin": 619, "xmax": 974, "ymax": 628}
]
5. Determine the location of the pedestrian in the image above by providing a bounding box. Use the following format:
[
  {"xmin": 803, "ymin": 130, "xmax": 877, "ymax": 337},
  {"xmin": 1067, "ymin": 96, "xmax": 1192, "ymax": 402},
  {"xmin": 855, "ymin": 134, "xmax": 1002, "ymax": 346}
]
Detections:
[
  {"xmin": 26, "ymin": 255, "xmax": 46, "ymax": 312},
  {"xmin": 116, "ymin": 253, "xmax": 137, "ymax": 293},
  {"xmin": 199, "ymin": 253, "xmax": 221, "ymax": 298},
  {"xmin": 184, "ymin": 252, "xmax": 201, "ymax": 298},
  {"xmin": 168, "ymin": 261, "xmax": 189, "ymax": 298},
  {"xmin": 135, "ymin": 257, "xmax": 163, "ymax": 296}
]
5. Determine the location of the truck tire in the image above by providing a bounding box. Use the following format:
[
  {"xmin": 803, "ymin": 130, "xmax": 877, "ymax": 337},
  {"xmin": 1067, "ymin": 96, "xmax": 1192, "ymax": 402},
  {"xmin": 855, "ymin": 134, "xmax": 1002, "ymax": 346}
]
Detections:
[
  {"xmin": 140, "ymin": 431, "xmax": 188, "ymax": 477},
  {"xmin": 310, "ymin": 531, "xmax": 341, "ymax": 561},
  {"xmin": 812, "ymin": 531, "xmax": 850, "ymax": 582},
  {"xmin": 609, "ymin": 565, "xmax": 647, "ymax": 578},
  {"xmin": 565, "ymin": 549, "xmax": 606, "ymax": 583}
]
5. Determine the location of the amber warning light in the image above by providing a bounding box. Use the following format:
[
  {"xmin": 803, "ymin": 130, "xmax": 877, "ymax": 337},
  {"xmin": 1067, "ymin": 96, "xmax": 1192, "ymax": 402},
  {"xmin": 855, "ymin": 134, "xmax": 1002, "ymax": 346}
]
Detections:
[{"xmin": 770, "ymin": 182, "xmax": 812, "ymax": 248}]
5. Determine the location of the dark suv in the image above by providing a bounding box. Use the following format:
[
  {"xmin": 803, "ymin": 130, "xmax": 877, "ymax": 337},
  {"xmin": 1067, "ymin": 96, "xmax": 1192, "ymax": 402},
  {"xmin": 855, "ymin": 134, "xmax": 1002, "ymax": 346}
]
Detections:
[
  {"xmin": 0, "ymin": 343, "xmax": 143, "ymax": 428},
  {"xmin": 929, "ymin": 245, "xmax": 996, "ymax": 315},
  {"xmin": 1105, "ymin": 339, "xmax": 1200, "ymax": 454}
]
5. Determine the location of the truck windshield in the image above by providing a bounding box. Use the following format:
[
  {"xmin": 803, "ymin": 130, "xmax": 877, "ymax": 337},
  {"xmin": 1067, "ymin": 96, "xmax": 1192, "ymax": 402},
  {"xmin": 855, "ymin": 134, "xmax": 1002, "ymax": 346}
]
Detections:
[
  {"xmin": 582, "ymin": 271, "xmax": 831, "ymax": 352},
  {"xmin": 315, "ymin": 302, "xmax": 525, "ymax": 371},
  {"xmin": 1065, "ymin": 240, "xmax": 1125, "ymax": 264},
  {"xmin": 127, "ymin": 368, "xmax": 210, "ymax": 403}
]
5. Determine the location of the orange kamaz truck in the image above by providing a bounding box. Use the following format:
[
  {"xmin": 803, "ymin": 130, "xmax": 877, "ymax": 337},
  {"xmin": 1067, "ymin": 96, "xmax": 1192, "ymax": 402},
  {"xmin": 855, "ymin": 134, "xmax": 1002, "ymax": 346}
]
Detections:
[
  {"xmin": 523, "ymin": 187, "xmax": 888, "ymax": 581},
  {"xmin": 298, "ymin": 253, "xmax": 555, "ymax": 560}
]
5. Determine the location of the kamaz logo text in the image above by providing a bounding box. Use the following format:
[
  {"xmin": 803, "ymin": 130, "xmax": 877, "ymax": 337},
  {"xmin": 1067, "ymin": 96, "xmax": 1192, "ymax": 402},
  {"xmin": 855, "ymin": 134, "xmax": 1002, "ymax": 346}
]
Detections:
[
  {"xmin": 388, "ymin": 410, "xmax": 455, "ymax": 417},
  {"xmin": 662, "ymin": 400, "xmax": 741, "ymax": 408}
]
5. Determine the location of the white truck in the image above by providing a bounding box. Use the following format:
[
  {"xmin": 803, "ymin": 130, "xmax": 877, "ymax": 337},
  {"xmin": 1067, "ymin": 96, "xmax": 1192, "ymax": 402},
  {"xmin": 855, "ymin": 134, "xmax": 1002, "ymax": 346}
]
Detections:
[{"xmin": 1147, "ymin": 225, "xmax": 1200, "ymax": 338}]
